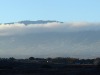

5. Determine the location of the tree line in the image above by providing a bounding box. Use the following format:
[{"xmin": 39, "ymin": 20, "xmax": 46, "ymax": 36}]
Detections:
[{"xmin": 0, "ymin": 57, "xmax": 100, "ymax": 65}]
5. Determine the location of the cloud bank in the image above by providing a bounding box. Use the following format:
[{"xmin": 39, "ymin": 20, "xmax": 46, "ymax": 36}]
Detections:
[
  {"xmin": 0, "ymin": 22, "xmax": 100, "ymax": 36},
  {"xmin": 0, "ymin": 22, "xmax": 100, "ymax": 58}
]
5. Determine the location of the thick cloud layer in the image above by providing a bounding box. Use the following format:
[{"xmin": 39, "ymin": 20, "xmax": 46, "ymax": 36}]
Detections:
[
  {"xmin": 0, "ymin": 22, "xmax": 100, "ymax": 58},
  {"xmin": 0, "ymin": 22, "xmax": 100, "ymax": 36}
]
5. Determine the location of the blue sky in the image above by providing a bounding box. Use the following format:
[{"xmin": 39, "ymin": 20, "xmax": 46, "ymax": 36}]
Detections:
[{"xmin": 0, "ymin": 0, "xmax": 100, "ymax": 23}]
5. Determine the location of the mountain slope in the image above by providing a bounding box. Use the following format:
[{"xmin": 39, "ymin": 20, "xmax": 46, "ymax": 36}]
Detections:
[
  {"xmin": 0, "ymin": 21, "xmax": 100, "ymax": 58},
  {"xmin": 3, "ymin": 20, "xmax": 63, "ymax": 25},
  {"xmin": 0, "ymin": 31, "xmax": 100, "ymax": 58}
]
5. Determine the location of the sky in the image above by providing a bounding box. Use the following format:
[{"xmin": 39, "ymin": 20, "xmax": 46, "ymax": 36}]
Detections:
[{"xmin": 0, "ymin": 0, "xmax": 100, "ymax": 23}]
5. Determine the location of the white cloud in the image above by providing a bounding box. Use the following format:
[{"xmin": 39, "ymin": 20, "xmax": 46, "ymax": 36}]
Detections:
[
  {"xmin": 0, "ymin": 22, "xmax": 100, "ymax": 58},
  {"xmin": 0, "ymin": 22, "xmax": 100, "ymax": 36}
]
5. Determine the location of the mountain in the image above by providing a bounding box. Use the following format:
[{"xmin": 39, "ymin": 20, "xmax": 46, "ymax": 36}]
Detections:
[
  {"xmin": 0, "ymin": 31, "xmax": 100, "ymax": 59},
  {"xmin": 0, "ymin": 20, "xmax": 100, "ymax": 58},
  {"xmin": 3, "ymin": 20, "xmax": 63, "ymax": 25}
]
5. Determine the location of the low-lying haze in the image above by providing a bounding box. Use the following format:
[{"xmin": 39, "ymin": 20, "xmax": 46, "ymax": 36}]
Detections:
[{"xmin": 0, "ymin": 21, "xmax": 100, "ymax": 58}]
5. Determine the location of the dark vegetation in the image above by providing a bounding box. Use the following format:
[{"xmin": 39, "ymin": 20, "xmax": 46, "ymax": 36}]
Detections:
[{"xmin": 0, "ymin": 57, "xmax": 100, "ymax": 75}]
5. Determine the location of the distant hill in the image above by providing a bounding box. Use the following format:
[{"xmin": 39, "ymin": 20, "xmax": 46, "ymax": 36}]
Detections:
[
  {"xmin": 3, "ymin": 20, "xmax": 63, "ymax": 25},
  {"xmin": 0, "ymin": 20, "xmax": 100, "ymax": 59}
]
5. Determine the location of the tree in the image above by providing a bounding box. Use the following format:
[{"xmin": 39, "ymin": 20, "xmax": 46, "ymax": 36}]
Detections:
[
  {"xmin": 9, "ymin": 57, "xmax": 16, "ymax": 61},
  {"xmin": 94, "ymin": 58, "xmax": 100, "ymax": 66},
  {"xmin": 29, "ymin": 57, "xmax": 35, "ymax": 60}
]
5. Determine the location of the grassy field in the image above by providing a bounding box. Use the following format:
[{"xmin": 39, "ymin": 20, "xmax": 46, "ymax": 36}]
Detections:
[{"xmin": 0, "ymin": 64, "xmax": 100, "ymax": 75}]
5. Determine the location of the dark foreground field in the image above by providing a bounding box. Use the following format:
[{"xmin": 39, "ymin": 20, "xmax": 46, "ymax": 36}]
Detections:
[
  {"xmin": 0, "ymin": 64, "xmax": 100, "ymax": 75},
  {"xmin": 0, "ymin": 57, "xmax": 100, "ymax": 75}
]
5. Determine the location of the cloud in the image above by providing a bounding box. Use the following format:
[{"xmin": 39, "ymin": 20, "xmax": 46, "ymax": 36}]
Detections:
[
  {"xmin": 0, "ymin": 22, "xmax": 100, "ymax": 58},
  {"xmin": 0, "ymin": 22, "xmax": 100, "ymax": 36}
]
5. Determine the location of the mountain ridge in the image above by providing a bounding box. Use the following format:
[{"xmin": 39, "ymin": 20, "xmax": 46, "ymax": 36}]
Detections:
[{"xmin": 1, "ymin": 20, "xmax": 63, "ymax": 25}]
